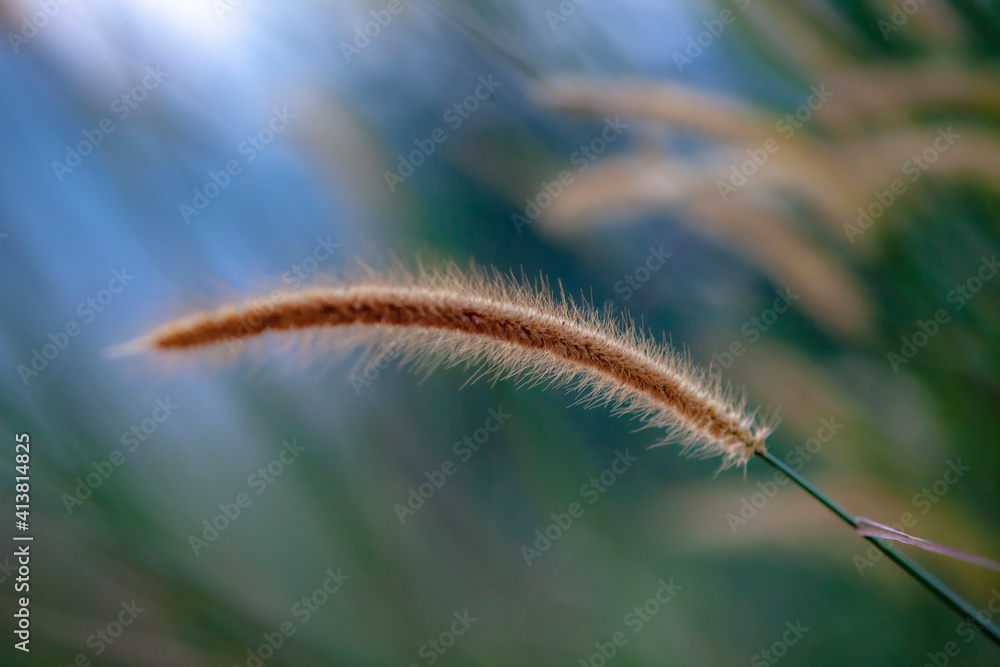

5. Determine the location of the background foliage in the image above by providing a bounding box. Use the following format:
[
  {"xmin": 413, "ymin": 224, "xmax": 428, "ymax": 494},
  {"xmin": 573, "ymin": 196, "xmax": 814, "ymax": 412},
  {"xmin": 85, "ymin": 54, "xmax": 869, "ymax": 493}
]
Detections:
[{"xmin": 1, "ymin": 0, "xmax": 999, "ymax": 665}]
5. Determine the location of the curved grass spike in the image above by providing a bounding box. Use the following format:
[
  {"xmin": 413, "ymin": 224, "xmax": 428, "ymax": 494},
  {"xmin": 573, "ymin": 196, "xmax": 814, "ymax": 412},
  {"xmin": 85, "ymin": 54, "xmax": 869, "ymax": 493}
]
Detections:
[
  {"xmin": 116, "ymin": 264, "xmax": 771, "ymax": 470},
  {"xmin": 119, "ymin": 262, "xmax": 1000, "ymax": 649}
]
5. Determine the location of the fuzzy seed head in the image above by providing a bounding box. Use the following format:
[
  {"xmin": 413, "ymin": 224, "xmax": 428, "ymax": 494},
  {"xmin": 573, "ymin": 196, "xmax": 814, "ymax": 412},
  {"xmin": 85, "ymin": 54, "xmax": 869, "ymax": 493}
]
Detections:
[{"xmin": 120, "ymin": 263, "xmax": 773, "ymax": 469}]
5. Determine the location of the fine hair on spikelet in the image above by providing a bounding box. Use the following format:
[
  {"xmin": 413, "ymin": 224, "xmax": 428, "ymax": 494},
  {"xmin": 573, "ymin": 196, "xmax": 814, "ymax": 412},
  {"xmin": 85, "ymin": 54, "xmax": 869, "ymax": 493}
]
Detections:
[{"xmin": 113, "ymin": 262, "xmax": 774, "ymax": 469}]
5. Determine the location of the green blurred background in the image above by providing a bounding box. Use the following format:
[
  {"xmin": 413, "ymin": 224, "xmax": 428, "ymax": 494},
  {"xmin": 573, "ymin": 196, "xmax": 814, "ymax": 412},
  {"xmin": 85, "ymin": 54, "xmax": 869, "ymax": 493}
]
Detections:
[{"xmin": 2, "ymin": 0, "xmax": 1000, "ymax": 664}]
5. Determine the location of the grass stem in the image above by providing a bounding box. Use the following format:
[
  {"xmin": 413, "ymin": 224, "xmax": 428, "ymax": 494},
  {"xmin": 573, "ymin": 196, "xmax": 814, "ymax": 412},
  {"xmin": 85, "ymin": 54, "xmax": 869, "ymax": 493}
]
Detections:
[{"xmin": 756, "ymin": 449, "xmax": 1000, "ymax": 648}]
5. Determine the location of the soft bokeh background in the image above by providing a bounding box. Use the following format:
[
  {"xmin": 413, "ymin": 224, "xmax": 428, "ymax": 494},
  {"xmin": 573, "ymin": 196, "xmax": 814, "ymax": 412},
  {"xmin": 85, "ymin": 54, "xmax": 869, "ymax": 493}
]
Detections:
[{"xmin": 2, "ymin": 0, "xmax": 1000, "ymax": 665}]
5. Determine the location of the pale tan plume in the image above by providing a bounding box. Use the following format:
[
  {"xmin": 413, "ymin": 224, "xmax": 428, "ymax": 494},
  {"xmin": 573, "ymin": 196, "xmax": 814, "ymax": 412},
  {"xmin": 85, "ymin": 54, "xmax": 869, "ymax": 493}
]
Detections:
[
  {"xmin": 534, "ymin": 151, "xmax": 856, "ymax": 235},
  {"xmin": 838, "ymin": 126, "xmax": 1000, "ymax": 194},
  {"xmin": 530, "ymin": 77, "xmax": 863, "ymax": 231},
  {"xmin": 531, "ymin": 155, "xmax": 872, "ymax": 338},
  {"xmin": 533, "ymin": 77, "xmax": 774, "ymax": 143},
  {"xmin": 817, "ymin": 65, "xmax": 1000, "ymax": 133},
  {"xmin": 532, "ymin": 72, "xmax": 1000, "ymax": 250}
]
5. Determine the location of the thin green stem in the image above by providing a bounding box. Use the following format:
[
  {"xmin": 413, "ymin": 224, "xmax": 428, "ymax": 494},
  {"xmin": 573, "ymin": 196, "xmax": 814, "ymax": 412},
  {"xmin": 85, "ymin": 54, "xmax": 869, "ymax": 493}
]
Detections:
[{"xmin": 755, "ymin": 448, "xmax": 1000, "ymax": 648}]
